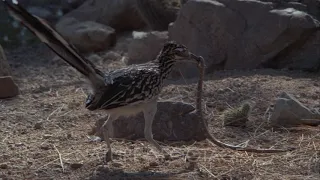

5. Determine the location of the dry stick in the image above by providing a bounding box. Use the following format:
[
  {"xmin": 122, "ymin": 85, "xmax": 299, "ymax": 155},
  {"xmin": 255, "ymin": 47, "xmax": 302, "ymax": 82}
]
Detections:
[
  {"xmin": 195, "ymin": 56, "xmax": 295, "ymax": 153},
  {"xmin": 53, "ymin": 145, "xmax": 65, "ymax": 172}
]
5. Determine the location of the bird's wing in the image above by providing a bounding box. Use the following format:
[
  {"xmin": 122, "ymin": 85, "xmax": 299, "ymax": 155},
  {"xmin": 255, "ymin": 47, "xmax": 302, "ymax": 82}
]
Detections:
[{"xmin": 87, "ymin": 67, "xmax": 160, "ymax": 110}]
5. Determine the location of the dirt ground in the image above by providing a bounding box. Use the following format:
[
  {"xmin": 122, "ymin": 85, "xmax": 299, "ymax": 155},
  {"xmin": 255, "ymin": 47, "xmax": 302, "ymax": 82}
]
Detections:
[{"xmin": 0, "ymin": 43, "xmax": 319, "ymax": 180}]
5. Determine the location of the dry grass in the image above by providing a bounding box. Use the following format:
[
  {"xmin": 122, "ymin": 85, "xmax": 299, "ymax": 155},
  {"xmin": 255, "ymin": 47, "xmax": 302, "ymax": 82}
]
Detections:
[{"xmin": 0, "ymin": 44, "xmax": 319, "ymax": 180}]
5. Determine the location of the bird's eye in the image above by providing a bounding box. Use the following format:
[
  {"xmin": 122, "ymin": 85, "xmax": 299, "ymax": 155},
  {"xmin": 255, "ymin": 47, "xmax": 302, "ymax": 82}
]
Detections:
[{"xmin": 175, "ymin": 47, "xmax": 186, "ymax": 53}]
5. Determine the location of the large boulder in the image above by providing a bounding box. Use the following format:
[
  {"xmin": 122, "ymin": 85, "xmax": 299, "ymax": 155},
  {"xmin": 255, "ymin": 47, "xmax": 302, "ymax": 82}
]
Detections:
[
  {"xmin": 169, "ymin": 0, "xmax": 320, "ymax": 78},
  {"xmin": 55, "ymin": 19, "xmax": 116, "ymax": 52},
  {"xmin": 89, "ymin": 101, "xmax": 206, "ymax": 141},
  {"xmin": 260, "ymin": 0, "xmax": 320, "ymax": 20},
  {"xmin": 127, "ymin": 31, "xmax": 168, "ymax": 65},
  {"xmin": 56, "ymin": 0, "xmax": 145, "ymax": 32},
  {"xmin": 61, "ymin": 0, "xmax": 87, "ymax": 14},
  {"xmin": 135, "ymin": 0, "xmax": 181, "ymax": 31}
]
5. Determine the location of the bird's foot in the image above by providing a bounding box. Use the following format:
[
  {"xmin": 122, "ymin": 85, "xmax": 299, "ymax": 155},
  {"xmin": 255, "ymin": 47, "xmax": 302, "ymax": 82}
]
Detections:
[{"xmin": 104, "ymin": 150, "xmax": 113, "ymax": 163}]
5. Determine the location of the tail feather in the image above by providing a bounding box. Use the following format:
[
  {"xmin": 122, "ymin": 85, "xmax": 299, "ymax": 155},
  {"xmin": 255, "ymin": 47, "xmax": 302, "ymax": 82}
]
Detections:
[{"xmin": 2, "ymin": 0, "xmax": 104, "ymax": 86}]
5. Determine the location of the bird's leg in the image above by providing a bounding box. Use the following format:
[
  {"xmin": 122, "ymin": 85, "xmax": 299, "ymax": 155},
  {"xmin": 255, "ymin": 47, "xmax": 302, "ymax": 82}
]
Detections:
[
  {"xmin": 143, "ymin": 101, "xmax": 171, "ymax": 160},
  {"xmin": 94, "ymin": 116, "xmax": 114, "ymax": 137},
  {"xmin": 100, "ymin": 115, "xmax": 116, "ymax": 162}
]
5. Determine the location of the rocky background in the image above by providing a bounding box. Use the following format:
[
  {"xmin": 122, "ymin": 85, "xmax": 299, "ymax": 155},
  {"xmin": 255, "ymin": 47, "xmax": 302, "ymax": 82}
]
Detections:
[
  {"xmin": 1, "ymin": 0, "xmax": 319, "ymax": 74},
  {"xmin": 0, "ymin": 0, "xmax": 319, "ymax": 179}
]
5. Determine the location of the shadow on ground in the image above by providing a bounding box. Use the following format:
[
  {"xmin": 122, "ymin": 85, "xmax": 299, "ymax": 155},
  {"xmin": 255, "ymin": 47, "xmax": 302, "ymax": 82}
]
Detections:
[{"xmin": 88, "ymin": 165, "xmax": 194, "ymax": 180}]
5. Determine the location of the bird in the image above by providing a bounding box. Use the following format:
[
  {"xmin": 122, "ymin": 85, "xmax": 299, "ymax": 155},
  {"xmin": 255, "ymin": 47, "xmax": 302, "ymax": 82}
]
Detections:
[{"xmin": 2, "ymin": 0, "xmax": 201, "ymax": 161}]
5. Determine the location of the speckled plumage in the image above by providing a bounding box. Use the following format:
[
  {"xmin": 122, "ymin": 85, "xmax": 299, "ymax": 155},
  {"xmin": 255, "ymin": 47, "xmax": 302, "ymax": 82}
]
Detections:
[{"xmin": 86, "ymin": 63, "xmax": 163, "ymax": 110}]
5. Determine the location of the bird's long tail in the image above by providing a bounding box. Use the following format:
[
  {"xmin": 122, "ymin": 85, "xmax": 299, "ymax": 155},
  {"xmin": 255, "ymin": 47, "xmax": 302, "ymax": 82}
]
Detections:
[{"xmin": 2, "ymin": 0, "xmax": 105, "ymax": 86}]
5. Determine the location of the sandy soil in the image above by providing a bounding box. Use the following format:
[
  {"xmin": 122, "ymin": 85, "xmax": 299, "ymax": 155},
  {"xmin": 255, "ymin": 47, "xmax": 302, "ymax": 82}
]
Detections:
[{"xmin": 0, "ymin": 43, "xmax": 319, "ymax": 180}]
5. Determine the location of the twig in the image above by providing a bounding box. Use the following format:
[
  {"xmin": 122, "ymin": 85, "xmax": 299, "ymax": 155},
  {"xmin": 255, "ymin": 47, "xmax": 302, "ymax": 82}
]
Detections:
[
  {"xmin": 198, "ymin": 163, "xmax": 217, "ymax": 178},
  {"xmin": 46, "ymin": 105, "xmax": 64, "ymax": 121},
  {"xmin": 53, "ymin": 145, "xmax": 65, "ymax": 173}
]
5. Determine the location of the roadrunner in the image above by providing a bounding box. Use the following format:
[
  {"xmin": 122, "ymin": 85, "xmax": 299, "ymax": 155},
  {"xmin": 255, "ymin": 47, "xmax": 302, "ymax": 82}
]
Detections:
[{"xmin": 3, "ymin": 0, "xmax": 201, "ymax": 160}]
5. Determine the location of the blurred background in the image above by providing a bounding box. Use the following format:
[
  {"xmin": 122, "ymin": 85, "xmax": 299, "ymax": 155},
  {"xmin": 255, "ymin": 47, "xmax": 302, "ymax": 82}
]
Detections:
[{"xmin": 0, "ymin": 0, "xmax": 87, "ymax": 47}]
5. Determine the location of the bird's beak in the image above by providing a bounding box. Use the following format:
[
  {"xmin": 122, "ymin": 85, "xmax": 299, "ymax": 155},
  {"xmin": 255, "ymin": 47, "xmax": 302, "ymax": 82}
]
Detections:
[
  {"xmin": 189, "ymin": 52, "xmax": 200, "ymax": 61},
  {"xmin": 178, "ymin": 51, "xmax": 203, "ymax": 66},
  {"xmin": 187, "ymin": 52, "xmax": 202, "ymax": 64},
  {"xmin": 186, "ymin": 52, "xmax": 205, "ymax": 69}
]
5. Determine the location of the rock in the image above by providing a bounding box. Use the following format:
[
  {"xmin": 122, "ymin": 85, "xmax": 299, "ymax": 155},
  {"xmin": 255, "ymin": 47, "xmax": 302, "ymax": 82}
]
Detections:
[
  {"xmin": 100, "ymin": 51, "xmax": 122, "ymax": 62},
  {"xmin": 57, "ymin": 0, "xmax": 145, "ymax": 32},
  {"xmin": 89, "ymin": 101, "xmax": 206, "ymax": 141},
  {"xmin": 180, "ymin": 0, "xmax": 189, "ymax": 5},
  {"xmin": 61, "ymin": 0, "xmax": 87, "ymax": 14},
  {"xmin": 86, "ymin": 54, "xmax": 103, "ymax": 63},
  {"xmin": 39, "ymin": 144, "xmax": 51, "ymax": 150},
  {"xmin": 269, "ymin": 92, "xmax": 320, "ymax": 127},
  {"xmin": 111, "ymin": 162, "xmax": 123, "ymax": 168},
  {"xmin": 260, "ymin": 0, "xmax": 320, "ymax": 20},
  {"xmin": 26, "ymin": 6, "xmax": 53, "ymax": 19},
  {"xmin": 70, "ymin": 162, "xmax": 83, "ymax": 169},
  {"xmin": 127, "ymin": 31, "xmax": 168, "ymax": 65},
  {"xmin": 55, "ymin": 19, "xmax": 116, "ymax": 52},
  {"xmin": 42, "ymin": 134, "xmax": 53, "ymax": 139},
  {"xmin": 169, "ymin": 0, "xmax": 320, "ymax": 78},
  {"xmin": 34, "ymin": 121, "xmax": 43, "ymax": 130},
  {"xmin": 135, "ymin": 0, "xmax": 181, "ymax": 31},
  {"xmin": 0, "ymin": 76, "xmax": 20, "ymax": 99},
  {"xmin": 149, "ymin": 161, "xmax": 159, "ymax": 167},
  {"xmin": 0, "ymin": 163, "xmax": 8, "ymax": 169}
]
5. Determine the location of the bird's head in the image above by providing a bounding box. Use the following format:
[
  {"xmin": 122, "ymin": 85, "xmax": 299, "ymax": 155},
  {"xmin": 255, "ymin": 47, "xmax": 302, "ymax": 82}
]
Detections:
[{"xmin": 159, "ymin": 41, "xmax": 201, "ymax": 63}]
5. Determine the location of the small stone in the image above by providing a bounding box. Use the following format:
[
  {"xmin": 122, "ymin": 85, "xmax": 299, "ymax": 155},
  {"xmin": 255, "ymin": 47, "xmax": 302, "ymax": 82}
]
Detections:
[
  {"xmin": 111, "ymin": 162, "xmax": 123, "ymax": 168},
  {"xmin": 142, "ymin": 146, "xmax": 149, "ymax": 152},
  {"xmin": 32, "ymin": 94, "xmax": 40, "ymax": 99},
  {"xmin": 34, "ymin": 121, "xmax": 43, "ymax": 130},
  {"xmin": 87, "ymin": 135, "xmax": 101, "ymax": 142},
  {"xmin": 87, "ymin": 54, "xmax": 102, "ymax": 63},
  {"xmin": 0, "ymin": 163, "xmax": 8, "ymax": 169},
  {"xmin": 70, "ymin": 162, "xmax": 83, "ymax": 169},
  {"xmin": 300, "ymin": 92, "xmax": 307, "ymax": 98},
  {"xmin": 149, "ymin": 161, "xmax": 158, "ymax": 167},
  {"xmin": 67, "ymin": 133, "xmax": 72, "ymax": 139},
  {"xmin": 101, "ymin": 51, "xmax": 121, "ymax": 61},
  {"xmin": 217, "ymin": 88, "xmax": 226, "ymax": 94},
  {"xmin": 43, "ymin": 134, "xmax": 52, "ymax": 139},
  {"xmin": 40, "ymin": 144, "xmax": 50, "ymax": 150},
  {"xmin": 15, "ymin": 143, "xmax": 24, "ymax": 147}
]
